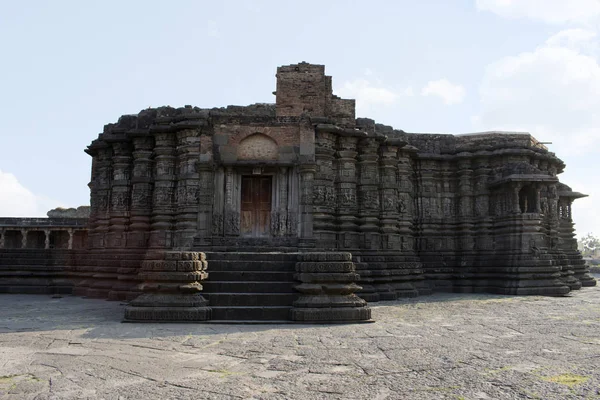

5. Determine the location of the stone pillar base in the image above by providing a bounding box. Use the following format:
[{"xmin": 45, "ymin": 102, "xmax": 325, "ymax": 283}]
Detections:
[
  {"xmin": 124, "ymin": 251, "xmax": 211, "ymax": 322},
  {"xmin": 290, "ymin": 252, "xmax": 371, "ymax": 323}
]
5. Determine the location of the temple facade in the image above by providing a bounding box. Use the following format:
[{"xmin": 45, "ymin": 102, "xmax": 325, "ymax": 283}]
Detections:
[
  {"xmin": 3, "ymin": 62, "xmax": 593, "ymax": 322},
  {"xmin": 79, "ymin": 61, "xmax": 595, "ymax": 306}
]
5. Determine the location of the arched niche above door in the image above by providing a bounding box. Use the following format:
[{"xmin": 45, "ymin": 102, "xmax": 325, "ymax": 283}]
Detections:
[{"xmin": 237, "ymin": 133, "xmax": 278, "ymax": 161}]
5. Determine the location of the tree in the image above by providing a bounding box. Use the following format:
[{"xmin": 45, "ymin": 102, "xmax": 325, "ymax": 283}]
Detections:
[{"xmin": 578, "ymin": 233, "xmax": 600, "ymax": 258}]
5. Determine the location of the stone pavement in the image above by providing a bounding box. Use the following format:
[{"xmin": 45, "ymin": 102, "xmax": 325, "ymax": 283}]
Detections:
[{"xmin": 1, "ymin": 278, "xmax": 599, "ymax": 400}]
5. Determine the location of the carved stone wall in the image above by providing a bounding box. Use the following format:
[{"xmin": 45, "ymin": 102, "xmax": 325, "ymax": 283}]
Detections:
[{"xmin": 82, "ymin": 63, "xmax": 594, "ymax": 306}]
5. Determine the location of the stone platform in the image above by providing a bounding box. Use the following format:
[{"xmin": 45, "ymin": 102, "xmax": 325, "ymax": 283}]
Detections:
[{"xmin": 1, "ymin": 277, "xmax": 599, "ymax": 399}]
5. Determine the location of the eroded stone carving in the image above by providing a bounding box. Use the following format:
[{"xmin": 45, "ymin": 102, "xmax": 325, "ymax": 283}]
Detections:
[{"xmin": 124, "ymin": 251, "xmax": 211, "ymax": 322}]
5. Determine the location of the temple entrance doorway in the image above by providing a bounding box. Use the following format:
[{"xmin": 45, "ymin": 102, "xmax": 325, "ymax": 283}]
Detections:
[{"xmin": 241, "ymin": 176, "xmax": 272, "ymax": 237}]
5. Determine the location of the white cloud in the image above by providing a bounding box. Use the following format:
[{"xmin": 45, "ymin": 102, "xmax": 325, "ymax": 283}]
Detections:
[
  {"xmin": 336, "ymin": 79, "xmax": 413, "ymax": 116},
  {"xmin": 476, "ymin": 0, "xmax": 600, "ymax": 25},
  {"xmin": 337, "ymin": 79, "xmax": 400, "ymax": 105},
  {"xmin": 421, "ymin": 79, "xmax": 466, "ymax": 105},
  {"xmin": 207, "ymin": 20, "xmax": 219, "ymax": 38},
  {"xmin": 474, "ymin": 29, "xmax": 600, "ymax": 155},
  {"xmin": 0, "ymin": 170, "xmax": 61, "ymax": 217},
  {"xmin": 546, "ymin": 28, "xmax": 599, "ymax": 55},
  {"xmin": 402, "ymin": 86, "xmax": 415, "ymax": 97}
]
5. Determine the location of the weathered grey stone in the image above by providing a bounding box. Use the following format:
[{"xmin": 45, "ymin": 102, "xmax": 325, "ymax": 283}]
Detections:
[
  {"xmin": 123, "ymin": 251, "xmax": 211, "ymax": 322},
  {"xmin": 46, "ymin": 206, "xmax": 90, "ymax": 219},
  {"xmin": 291, "ymin": 251, "xmax": 371, "ymax": 322}
]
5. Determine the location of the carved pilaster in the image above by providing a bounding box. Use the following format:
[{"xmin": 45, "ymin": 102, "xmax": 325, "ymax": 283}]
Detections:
[
  {"xmin": 299, "ymin": 164, "xmax": 316, "ymax": 239},
  {"xmin": 196, "ymin": 165, "xmax": 214, "ymax": 244},
  {"xmin": 212, "ymin": 167, "xmax": 225, "ymax": 237},
  {"xmin": 335, "ymin": 135, "xmax": 359, "ymax": 249},
  {"xmin": 92, "ymin": 145, "xmax": 112, "ymax": 249},
  {"xmin": 223, "ymin": 167, "xmax": 240, "ymax": 236},
  {"xmin": 473, "ymin": 159, "xmax": 493, "ymax": 252},
  {"xmin": 357, "ymin": 137, "xmax": 380, "ymax": 250},
  {"xmin": 196, "ymin": 133, "xmax": 214, "ymax": 244},
  {"xmin": 107, "ymin": 140, "xmax": 132, "ymax": 248},
  {"xmin": 286, "ymin": 166, "xmax": 300, "ymax": 237},
  {"xmin": 534, "ymin": 185, "xmax": 542, "ymax": 213},
  {"xmin": 150, "ymin": 131, "xmax": 177, "ymax": 249},
  {"xmin": 457, "ymin": 159, "xmax": 474, "ymax": 253},
  {"xmin": 174, "ymin": 129, "xmax": 201, "ymax": 248},
  {"xmin": 313, "ymin": 131, "xmax": 337, "ymax": 248},
  {"xmin": 378, "ymin": 143, "xmax": 400, "ymax": 250},
  {"xmin": 273, "ymin": 167, "xmax": 289, "ymax": 237},
  {"xmin": 511, "ymin": 182, "xmax": 522, "ymax": 214},
  {"xmin": 393, "ymin": 148, "xmax": 412, "ymax": 244},
  {"xmin": 129, "ymin": 135, "xmax": 154, "ymax": 248}
]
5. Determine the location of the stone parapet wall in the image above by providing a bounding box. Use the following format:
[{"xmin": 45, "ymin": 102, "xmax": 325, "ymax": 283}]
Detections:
[
  {"xmin": 0, "ymin": 249, "xmax": 76, "ymax": 295},
  {"xmin": 0, "ymin": 218, "xmax": 88, "ymax": 250}
]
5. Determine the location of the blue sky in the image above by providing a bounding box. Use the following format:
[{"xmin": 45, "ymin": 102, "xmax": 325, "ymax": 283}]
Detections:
[{"xmin": 0, "ymin": 0, "xmax": 598, "ymax": 237}]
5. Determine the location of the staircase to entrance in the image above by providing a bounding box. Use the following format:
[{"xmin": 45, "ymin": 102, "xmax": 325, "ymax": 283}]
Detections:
[{"xmin": 200, "ymin": 251, "xmax": 299, "ymax": 321}]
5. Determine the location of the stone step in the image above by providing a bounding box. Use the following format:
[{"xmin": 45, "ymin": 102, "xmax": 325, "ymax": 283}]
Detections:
[
  {"xmin": 206, "ymin": 260, "xmax": 296, "ymax": 272},
  {"xmin": 202, "ymin": 247, "xmax": 300, "ymax": 253},
  {"xmin": 0, "ymin": 264, "xmax": 68, "ymax": 270},
  {"xmin": 0, "ymin": 272, "xmax": 66, "ymax": 278},
  {"xmin": 0, "ymin": 252, "xmax": 71, "ymax": 258},
  {"xmin": 207, "ymin": 271, "xmax": 295, "ymax": 282},
  {"xmin": 0, "ymin": 260, "xmax": 70, "ymax": 266},
  {"xmin": 199, "ymin": 251, "xmax": 301, "ymax": 320},
  {"xmin": 210, "ymin": 306, "xmax": 292, "ymax": 321},
  {"xmin": 205, "ymin": 252, "xmax": 299, "ymax": 262},
  {"xmin": 202, "ymin": 281, "xmax": 296, "ymax": 293},
  {"xmin": 205, "ymin": 293, "xmax": 296, "ymax": 307},
  {"xmin": 0, "ymin": 250, "xmax": 144, "ymax": 260},
  {"xmin": 0, "ymin": 257, "xmax": 71, "ymax": 263}
]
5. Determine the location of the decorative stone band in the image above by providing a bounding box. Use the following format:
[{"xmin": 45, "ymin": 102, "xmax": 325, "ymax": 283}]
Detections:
[
  {"xmin": 124, "ymin": 251, "xmax": 211, "ymax": 322},
  {"xmin": 290, "ymin": 252, "xmax": 372, "ymax": 322}
]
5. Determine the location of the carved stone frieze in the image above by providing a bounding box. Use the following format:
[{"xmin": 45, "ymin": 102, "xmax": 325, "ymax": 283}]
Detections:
[
  {"xmin": 131, "ymin": 187, "xmax": 152, "ymax": 208},
  {"xmin": 359, "ymin": 190, "xmax": 379, "ymax": 210},
  {"xmin": 224, "ymin": 211, "xmax": 240, "ymax": 235},
  {"xmin": 212, "ymin": 213, "xmax": 223, "ymax": 236}
]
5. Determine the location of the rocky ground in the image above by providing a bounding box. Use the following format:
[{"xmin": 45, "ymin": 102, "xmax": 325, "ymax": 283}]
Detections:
[{"xmin": 1, "ymin": 278, "xmax": 599, "ymax": 400}]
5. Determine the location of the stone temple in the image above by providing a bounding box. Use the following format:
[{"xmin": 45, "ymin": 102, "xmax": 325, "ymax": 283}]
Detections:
[{"xmin": 0, "ymin": 62, "xmax": 596, "ymax": 322}]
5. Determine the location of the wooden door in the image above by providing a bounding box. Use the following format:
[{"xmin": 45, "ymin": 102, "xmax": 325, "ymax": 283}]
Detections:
[{"xmin": 241, "ymin": 176, "xmax": 272, "ymax": 237}]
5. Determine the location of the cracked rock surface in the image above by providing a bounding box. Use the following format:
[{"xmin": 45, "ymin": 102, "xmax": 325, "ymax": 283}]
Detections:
[{"xmin": 1, "ymin": 278, "xmax": 599, "ymax": 399}]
